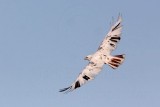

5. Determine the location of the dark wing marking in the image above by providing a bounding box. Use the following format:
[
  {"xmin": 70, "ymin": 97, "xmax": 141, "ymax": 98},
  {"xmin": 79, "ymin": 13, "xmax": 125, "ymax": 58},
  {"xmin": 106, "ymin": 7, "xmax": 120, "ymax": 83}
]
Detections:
[
  {"xmin": 110, "ymin": 37, "xmax": 121, "ymax": 43},
  {"xmin": 112, "ymin": 22, "xmax": 120, "ymax": 31},
  {"xmin": 83, "ymin": 75, "xmax": 90, "ymax": 80},
  {"xmin": 74, "ymin": 81, "xmax": 81, "ymax": 89}
]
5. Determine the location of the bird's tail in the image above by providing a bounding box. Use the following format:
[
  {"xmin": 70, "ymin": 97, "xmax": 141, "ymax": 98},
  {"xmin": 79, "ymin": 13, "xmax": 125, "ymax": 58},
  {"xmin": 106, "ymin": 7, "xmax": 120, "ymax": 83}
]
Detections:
[{"xmin": 106, "ymin": 54, "xmax": 125, "ymax": 69}]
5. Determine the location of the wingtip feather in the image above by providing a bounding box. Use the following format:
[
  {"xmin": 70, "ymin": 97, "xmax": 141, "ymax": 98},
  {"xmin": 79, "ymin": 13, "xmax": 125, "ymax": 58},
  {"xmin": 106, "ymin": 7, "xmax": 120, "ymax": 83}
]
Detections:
[{"xmin": 59, "ymin": 86, "xmax": 72, "ymax": 93}]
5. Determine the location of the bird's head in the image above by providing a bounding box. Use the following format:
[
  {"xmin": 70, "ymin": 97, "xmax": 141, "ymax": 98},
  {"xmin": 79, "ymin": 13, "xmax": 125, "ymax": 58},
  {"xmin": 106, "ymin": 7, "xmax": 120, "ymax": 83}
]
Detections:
[{"xmin": 84, "ymin": 55, "xmax": 92, "ymax": 61}]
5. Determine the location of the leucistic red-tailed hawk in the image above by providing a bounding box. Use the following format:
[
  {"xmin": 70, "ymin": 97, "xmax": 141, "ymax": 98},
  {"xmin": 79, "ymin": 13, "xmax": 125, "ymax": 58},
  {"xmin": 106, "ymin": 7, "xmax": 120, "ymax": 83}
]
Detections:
[{"xmin": 59, "ymin": 15, "xmax": 125, "ymax": 93}]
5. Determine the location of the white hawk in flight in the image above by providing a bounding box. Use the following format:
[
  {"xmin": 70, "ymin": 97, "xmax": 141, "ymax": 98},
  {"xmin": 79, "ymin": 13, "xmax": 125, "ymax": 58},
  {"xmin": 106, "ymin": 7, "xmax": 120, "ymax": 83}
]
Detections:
[{"xmin": 59, "ymin": 15, "xmax": 125, "ymax": 93}]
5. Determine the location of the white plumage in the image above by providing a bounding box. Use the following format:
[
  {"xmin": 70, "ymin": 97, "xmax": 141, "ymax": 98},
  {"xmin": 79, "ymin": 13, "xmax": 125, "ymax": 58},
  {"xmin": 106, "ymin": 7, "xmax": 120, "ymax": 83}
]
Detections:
[{"xmin": 59, "ymin": 15, "xmax": 125, "ymax": 93}]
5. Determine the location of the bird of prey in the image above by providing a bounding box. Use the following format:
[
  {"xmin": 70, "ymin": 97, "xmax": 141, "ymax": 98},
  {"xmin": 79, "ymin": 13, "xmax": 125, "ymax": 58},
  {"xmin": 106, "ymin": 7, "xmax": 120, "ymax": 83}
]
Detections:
[{"xmin": 59, "ymin": 15, "xmax": 125, "ymax": 93}]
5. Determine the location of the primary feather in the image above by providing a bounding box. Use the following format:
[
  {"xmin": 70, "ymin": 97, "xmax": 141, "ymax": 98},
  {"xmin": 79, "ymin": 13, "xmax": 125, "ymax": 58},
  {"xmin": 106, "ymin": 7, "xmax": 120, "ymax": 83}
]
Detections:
[{"xmin": 60, "ymin": 15, "xmax": 125, "ymax": 93}]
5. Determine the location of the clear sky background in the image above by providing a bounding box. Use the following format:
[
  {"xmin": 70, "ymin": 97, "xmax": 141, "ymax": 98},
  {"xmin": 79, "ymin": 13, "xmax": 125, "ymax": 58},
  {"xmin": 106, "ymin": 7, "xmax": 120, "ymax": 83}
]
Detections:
[{"xmin": 0, "ymin": 0, "xmax": 160, "ymax": 107}]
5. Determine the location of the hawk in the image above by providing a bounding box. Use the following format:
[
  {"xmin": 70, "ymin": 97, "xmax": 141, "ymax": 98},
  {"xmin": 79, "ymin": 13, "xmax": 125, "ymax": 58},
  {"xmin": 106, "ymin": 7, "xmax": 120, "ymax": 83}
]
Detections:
[{"xmin": 59, "ymin": 15, "xmax": 125, "ymax": 93}]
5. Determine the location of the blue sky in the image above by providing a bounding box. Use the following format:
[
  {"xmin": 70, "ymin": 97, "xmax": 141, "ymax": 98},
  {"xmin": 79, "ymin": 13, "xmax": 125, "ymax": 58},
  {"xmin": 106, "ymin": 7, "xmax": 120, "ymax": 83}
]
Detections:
[{"xmin": 0, "ymin": 0, "xmax": 160, "ymax": 107}]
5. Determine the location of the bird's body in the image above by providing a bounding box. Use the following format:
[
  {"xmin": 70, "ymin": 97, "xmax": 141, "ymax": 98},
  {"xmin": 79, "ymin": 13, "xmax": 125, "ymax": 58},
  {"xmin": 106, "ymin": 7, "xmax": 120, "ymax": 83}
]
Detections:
[{"xmin": 60, "ymin": 15, "xmax": 125, "ymax": 93}]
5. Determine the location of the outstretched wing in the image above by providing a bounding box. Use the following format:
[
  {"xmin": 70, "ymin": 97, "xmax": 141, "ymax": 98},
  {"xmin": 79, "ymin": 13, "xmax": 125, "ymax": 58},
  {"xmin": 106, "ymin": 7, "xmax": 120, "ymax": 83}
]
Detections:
[
  {"xmin": 59, "ymin": 63, "xmax": 102, "ymax": 93},
  {"xmin": 98, "ymin": 16, "xmax": 122, "ymax": 55}
]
